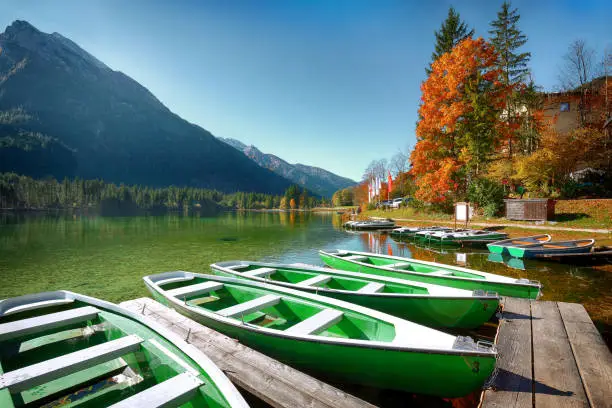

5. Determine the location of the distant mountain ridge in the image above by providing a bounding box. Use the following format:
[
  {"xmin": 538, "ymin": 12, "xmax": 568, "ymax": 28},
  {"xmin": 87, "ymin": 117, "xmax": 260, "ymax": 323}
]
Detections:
[
  {"xmin": 219, "ymin": 137, "xmax": 356, "ymax": 197},
  {"xmin": 0, "ymin": 20, "xmax": 292, "ymax": 194}
]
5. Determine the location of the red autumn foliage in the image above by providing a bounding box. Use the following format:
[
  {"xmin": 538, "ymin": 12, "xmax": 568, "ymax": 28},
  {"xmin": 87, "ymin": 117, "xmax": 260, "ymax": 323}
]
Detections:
[{"xmin": 410, "ymin": 37, "xmax": 513, "ymax": 203}]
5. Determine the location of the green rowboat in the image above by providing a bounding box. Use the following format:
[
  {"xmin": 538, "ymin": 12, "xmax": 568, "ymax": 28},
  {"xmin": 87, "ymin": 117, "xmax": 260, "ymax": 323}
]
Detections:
[
  {"xmin": 0, "ymin": 291, "xmax": 248, "ymax": 408},
  {"xmin": 415, "ymin": 230, "xmax": 508, "ymax": 245},
  {"xmin": 487, "ymin": 235, "xmax": 552, "ymax": 254},
  {"xmin": 506, "ymin": 239, "xmax": 595, "ymax": 259},
  {"xmin": 319, "ymin": 249, "xmax": 542, "ymax": 299},
  {"xmin": 144, "ymin": 272, "xmax": 497, "ymax": 397},
  {"xmin": 211, "ymin": 260, "xmax": 500, "ymax": 329}
]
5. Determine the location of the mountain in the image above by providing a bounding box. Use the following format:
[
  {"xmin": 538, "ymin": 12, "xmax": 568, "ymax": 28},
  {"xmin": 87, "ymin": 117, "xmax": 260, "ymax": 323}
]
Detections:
[
  {"xmin": 0, "ymin": 20, "xmax": 292, "ymax": 194},
  {"xmin": 219, "ymin": 137, "xmax": 356, "ymax": 197}
]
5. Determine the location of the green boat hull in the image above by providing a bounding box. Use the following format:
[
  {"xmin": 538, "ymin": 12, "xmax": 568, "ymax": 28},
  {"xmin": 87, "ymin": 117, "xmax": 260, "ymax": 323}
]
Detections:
[
  {"xmin": 213, "ymin": 267, "xmax": 498, "ymax": 329},
  {"xmin": 149, "ymin": 291, "xmax": 496, "ymax": 398},
  {"xmin": 319, "ymin": 253, "xmax": 540, "ymax": 299},
  {"xmin": 487, "ymin": 244, "xmax": 507, "ymax": 254},
  {"xmin": 320, "ymin": 291, "xmax": 498, "ymax": 329}
]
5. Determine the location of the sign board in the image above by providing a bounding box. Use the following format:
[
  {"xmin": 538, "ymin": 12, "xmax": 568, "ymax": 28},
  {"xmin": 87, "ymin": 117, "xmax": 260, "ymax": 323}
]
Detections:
[{"xmin": 455, "ymin": 202, "xmax": 470, "ymax": 221}]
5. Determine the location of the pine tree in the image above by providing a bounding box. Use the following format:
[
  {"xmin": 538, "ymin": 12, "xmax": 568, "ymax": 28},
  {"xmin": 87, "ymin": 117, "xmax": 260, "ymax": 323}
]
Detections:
[
  {"xmin": 489, "ymin": 1, "xmax": 531, "ymax": 157},
  {"xmin": 489, "ymin": 1, "xmax": 530, "ymax": 86},
  {"xmin": 427, "ymin": 6, "xmax": 474, "ymax": 73}
]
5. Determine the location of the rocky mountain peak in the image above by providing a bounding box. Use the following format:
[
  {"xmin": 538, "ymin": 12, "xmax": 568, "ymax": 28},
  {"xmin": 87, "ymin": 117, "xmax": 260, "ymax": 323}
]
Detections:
[{"xmin": 1, "ymin": 20, "xmax": 109, "ymax": 72}]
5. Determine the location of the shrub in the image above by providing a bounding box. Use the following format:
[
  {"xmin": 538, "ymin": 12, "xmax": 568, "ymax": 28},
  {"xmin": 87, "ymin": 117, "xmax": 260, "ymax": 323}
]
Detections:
[{"xmin": 467, "ymin": 178, "xmax": 505, "ymax": 216}]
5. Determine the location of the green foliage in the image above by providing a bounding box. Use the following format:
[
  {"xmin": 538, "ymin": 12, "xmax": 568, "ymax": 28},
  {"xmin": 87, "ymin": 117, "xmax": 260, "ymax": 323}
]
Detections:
[
  {"xmin": 482, "ymin": 203, "xmax": 499, "ymax": 218},
  {"xmin": 559, "ymin": 179, "xmax": 580, "ymax": 199},
  {"xmin": 332, "ymin": 187, "xmax": 354, "ymax": 207},
  {"xmin": 467, "ymin": 178, "xmax": 505, "ymax": 215},
  {"xmin": 0, "ymin": 173, "xmax": 319, "ymax": 211},
  {"xmin": 408, "ymin": 198, "xmax": 427, "ymax": 212},
  {"xmin": 428, "ymin": 6, "xmax": 474, "ymax": 73}
]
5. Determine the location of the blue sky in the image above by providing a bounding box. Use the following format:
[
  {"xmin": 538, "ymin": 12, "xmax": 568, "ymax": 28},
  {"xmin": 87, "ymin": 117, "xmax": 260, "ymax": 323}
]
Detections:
[{"xmin": 1, "ymin": 0, "xmax": 610, "ymax": 181}]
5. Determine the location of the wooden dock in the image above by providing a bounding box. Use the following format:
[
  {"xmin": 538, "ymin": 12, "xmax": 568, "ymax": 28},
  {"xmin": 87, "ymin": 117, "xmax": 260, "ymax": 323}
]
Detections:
[
  {"xmin": 481, "ymin": 298, "xmax": 612, "ymax": 408},
  {"xmin": 120, "ymin": 298, "xmax": 376, "ymax": 408}
]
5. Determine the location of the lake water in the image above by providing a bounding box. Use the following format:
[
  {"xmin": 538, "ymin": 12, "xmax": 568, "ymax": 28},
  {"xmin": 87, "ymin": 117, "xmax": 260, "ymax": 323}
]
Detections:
[{"xmin": 1, "ymin": 211, "xmax": 610, "ymax": 406}]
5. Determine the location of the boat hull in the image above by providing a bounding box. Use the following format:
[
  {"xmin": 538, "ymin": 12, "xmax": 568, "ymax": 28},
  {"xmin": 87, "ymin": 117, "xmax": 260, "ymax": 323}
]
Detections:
[
  {"xmin": 320, "ymin": 291, "xmax": 498, "ymax": 329},
  {"xmin": 319, "ymin": 253, "xmax": 540, "ymax": 299},
  {"xmin": 148, "ymin": 289, "xmax": 496, "ymax": 398},
  {"xmin": 487, "ymin": 244, "xmax": 507, "ymax": 254},
  {"xmin": 508, "ymin": 244, "xmax": 594, "ymax": 259}
]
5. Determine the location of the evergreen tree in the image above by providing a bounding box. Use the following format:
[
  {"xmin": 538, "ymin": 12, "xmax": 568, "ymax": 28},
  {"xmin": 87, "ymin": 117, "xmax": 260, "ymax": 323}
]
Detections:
[
  {"xmin": 489, "ymin": 1, "xmax": 531, "ymax": 157},
  {"xmin": 489, "ymin": 1, "xmax": 530, "ymax": 86},
  {"xmin": 427, "ymin": 6, "xmax": 474, "ymax": 73}
]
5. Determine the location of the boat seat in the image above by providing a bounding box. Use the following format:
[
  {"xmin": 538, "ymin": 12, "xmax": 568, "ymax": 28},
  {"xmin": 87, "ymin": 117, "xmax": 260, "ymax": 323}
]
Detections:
[
  {"xmin": 1, "ymin": 299, "xmax": 75, "ymax": 317},
  {"xmin": 345, "ymin": 255, "xmax": 367, "ymax": 261},
  {"xmin": 542, "ymin": 244, "xmax": 570, "ymax": 249},
  {"xmin": 387, "ymin": 262, "xmax": 410, "ymax": 269},
  {"xmin": 165, "ymin": 282, "xmax": 224, "ymax": 299},
  {"xmin": 357, "ymin": 282, "xmax": 385, "ymax": 293},
  {"xmin": 0, "ymin": 306, "xmax": 100, "ymax": 342},
  {"xmin": 155, "ymin": 275, "xmax": 194, "ymax": 287},
  {"xmin": 242, "ymin": 267, "xmax": 276, "ymax": 278},
  {"xmin": 429, "ymin": 270, "xmax": 454, "ymax": 276},
  {"xmin": 297, "ymin": 274, "xmax": 331, "ymax": 287},
  {"xmin": 512, "ymin": 240, "xmax": 535, "ymax": 245},
  {"xmin": 217, "ymin": 295, "xmax": 281, "ymax": 318},
  {"xmin": 0, "ymin": 334, "xmax": 143, "ymax": 393},
  {"xmin": 285, "ymin": 309, "xmax": 344, "ymax": 335},
  {"xmin": 225, "ymin": 264, "xmax": 248, "ymax": 270},
  {"xmin": 108, "ymin": 372, "xmax": 203, "ymax": 408}
]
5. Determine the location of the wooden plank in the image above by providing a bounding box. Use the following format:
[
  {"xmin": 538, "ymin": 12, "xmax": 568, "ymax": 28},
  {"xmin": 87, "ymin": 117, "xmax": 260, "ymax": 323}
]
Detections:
[
  {"xmin": 285, "ymin": 309, "xmax": 343, "ymax": 335},
  {"xmin": 165, "ymin": 282, "xmax": 224, "ymax": 299},
  {"xmin": 387, "ymin": 262, "xmax": 410, "ymax": 268},
  {"xmin": 531, "ymin": 301, "xmax": 588, "ymax": 407},
  {"xmin": 356, "ymin": 282, "xmax": 385, "ymax": 294},
  {"xmin": 120, "ymin": 298, "xmax": 376, "ymax": 408},
  {"xmin": 298, "ymin": 275, "xmax": 331, "ymax": 287},
  {"xmin": 243, "ymin": 268, "xmax": 276, "ymax": 278},
  {"xmin": 481, "ymin": 297, "xmax": 532, "ymax": 408},
  {"xmin": 429, "ymin": 270, "xmax": 454, "ymax": 276},
  {"xmin": 217, "ymin": 295, "xmax": 280, "ymax": 318},
  {"xmin": 108, "ymin": 372, "xmax": 203, "ymax": 408},
  {"xmin": 0, "ymin": 334, "xmax": 143, "ymax": 393},
  {"xmin": 156, "ymin": 275, "xmax": 194, "ymax": 287},
  {"xmin": 345, "ymin": 255, "xmax": 367, "ymax": 261},
  {"xmin": 557, "ymin": 302, "xmax": 612, "ymax": 408},
  {"xmin": 0, "ymin": 306, "xmax": 99, "ymax": 341}
]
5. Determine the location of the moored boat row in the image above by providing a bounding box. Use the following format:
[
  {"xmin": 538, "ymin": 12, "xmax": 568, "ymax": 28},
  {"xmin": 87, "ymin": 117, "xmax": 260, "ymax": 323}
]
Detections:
[{"xmin": 5, "ymin": 242, "xmax": 557, "ymax": 402}]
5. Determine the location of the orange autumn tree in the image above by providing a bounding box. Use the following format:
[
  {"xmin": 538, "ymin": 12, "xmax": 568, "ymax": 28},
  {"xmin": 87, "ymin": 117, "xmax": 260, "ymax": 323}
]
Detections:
[{"xmin": 411, "ymin": 37, "xmax": 512, "ymax": 203}]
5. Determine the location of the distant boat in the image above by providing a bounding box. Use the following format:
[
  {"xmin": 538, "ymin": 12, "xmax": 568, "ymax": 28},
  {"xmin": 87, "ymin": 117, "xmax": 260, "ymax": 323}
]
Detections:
[
  {"xmin": 506, "ymin": 239, "xmax": 596, "ymax": 259},
  {"xmin": 211, "ymin": 260, "xmax": 500, "ymax": 329},
  {"xmin": 345, "ymin": 219, "xmax": 395, "ymax": 230},
  {"xmin": 417, "ymin": 230, "xmax": 508, "ymax": 245},
  {"xmin": 319, "ymin": 249, "xmax": 542, "ymax": 299},
  {"xmin": 487, "ymin": 235, "xmax": 552, "ymax": 254},
  {"xmin": 144, "ymin": 272, "xmax": 497, "ymax": 397},
  {"xmin": 0, "ymin": 290, "xmax": 248, "ymax": 408},
  {"xmin": 390, "ymin": 226, "xmax": 454, "ymax": 237}
]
